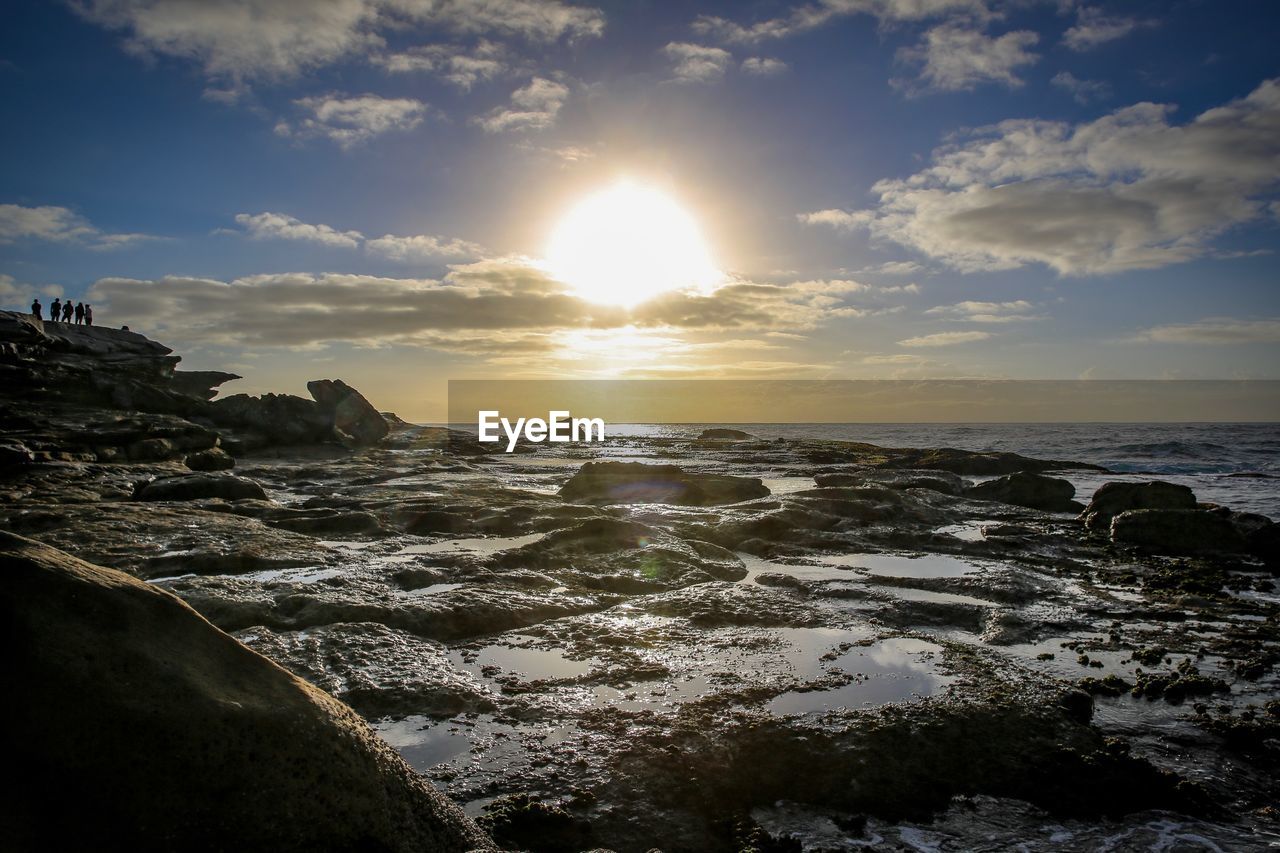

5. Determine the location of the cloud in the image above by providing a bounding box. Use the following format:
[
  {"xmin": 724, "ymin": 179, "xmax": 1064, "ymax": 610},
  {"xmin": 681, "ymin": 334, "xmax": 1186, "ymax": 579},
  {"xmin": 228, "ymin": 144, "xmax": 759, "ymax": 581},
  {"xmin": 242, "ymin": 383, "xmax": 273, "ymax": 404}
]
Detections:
[
  {"xmin": 824, "ymin": 78, "xmax": 1280, "ymax": 275},
  {"xmin": 796, "ymin": 208, "xmax": 875, "ymax": 229},
  {"xmin": 72, "ymin": 0, "xmax": 604, "ymax": 84},
  {"xmin": 663, "ymin": 42, "xmax": 733, "ymax": 83},
  {"xmin": 898, "ymin": 330, "xmax": 992, "ymax": 346},
  {"xmin": 692, "ymin": 0, "xmax": 993, "ymax": 44},
  {"xmin": 895, "ymin": 24, "xmax": 1038, "ymax": 94},
  {"xmin": 234, "ymin": 211, "xmax": 363, "ymax": 248},
  {"xmin": 861, "ymin": 353, "xmax": 929, "ymax": 364},
  {"xmin": 741, "ymin": 57, "xmax": 788, "ymax": 76},
  {"xmin": 0, "ymin": 203, "xmax": 154, "ymax": 250},
  {"xmin": 1133, "ymin": 317, "xmax": 1280, "ymax": 344},
  {"xmin": 85, "ymin": 261, "xmax": 864, "ymax": 353},
  {"xmin": 365, "ymin": 233, "xmax": 485, "ymax": 261},
  {"xmin": 925, "ymin": 299, "xmax": 1041, "ymax": 322},
  {"xmin": 474, "ymin": 77, "xmax": 569, "ymax": 132},
  {"xmin": 230, "ymin": 211, "xmax": 482, "ymax": 260},
  {"xmin": 374, "ymin": 39, "xmax": 511, "ymax": 89},
  {"xmin": 0, "ymin": 274, "xmax": 64, "ymax": 308},
  {"xmin": 867, "ymin": 260, "xmax": 924, "ymax": 275},
  {"xmin": 277, "ymin": 93, "xmax": 427, "ymax": 147},
  {"xmin": 1062, "ymin": 6, "xmax": 1152, "ymax": 52},
  {"xmin": 1050, "ymin": 70, "xmax": 1111, "ymax": 104}
]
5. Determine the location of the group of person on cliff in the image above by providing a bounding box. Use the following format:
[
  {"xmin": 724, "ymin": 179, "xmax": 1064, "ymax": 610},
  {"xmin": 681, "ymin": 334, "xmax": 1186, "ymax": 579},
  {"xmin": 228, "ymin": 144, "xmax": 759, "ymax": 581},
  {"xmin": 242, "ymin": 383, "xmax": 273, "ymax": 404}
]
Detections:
[{"xmin": 30, "ymin": 298, "xmax": 92, "ymax": 326}]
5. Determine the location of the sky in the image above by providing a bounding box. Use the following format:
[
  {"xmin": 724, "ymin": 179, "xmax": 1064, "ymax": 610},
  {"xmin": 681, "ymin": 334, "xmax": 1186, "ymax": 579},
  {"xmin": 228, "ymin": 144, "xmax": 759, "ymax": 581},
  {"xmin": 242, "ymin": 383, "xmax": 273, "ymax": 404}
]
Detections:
[{"xmin": 1, "ymin": 0, "xmax": 1278, "ymax": 421}]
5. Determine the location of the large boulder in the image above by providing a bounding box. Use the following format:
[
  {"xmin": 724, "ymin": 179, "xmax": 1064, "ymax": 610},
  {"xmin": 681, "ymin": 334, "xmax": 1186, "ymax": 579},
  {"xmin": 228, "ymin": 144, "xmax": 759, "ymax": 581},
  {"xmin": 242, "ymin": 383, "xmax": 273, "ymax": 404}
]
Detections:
[
  {"xmin": 1110, "ymin": 508, "xmax": 1248, "ymax": 556},
  {"xmin": 1080, "ymin": 481, "xmax": 1198, "ymax": 531},
  {"xmin": 966, "ymin": 472, "xmax": 1081, "ymax": 513},
  {"xmin": 0, "ymin": 531, "xmax": 494, "ymax": 851},
  {"xmin": 134, "ymin": 473, "xmax": 267, "ymax": 502},
  {"xmin": 184, "ymin": 446, "xmax": 235, "ymax": 471},
  {"xmin": 308, "ymin": 379, "xmax": 389, "ymax": 447},
  {"xmin": 560, "ymin": 461, "xmax": 770, "ymax": 506},
  {"xmin": 210, "ymin": 392, "xmax": 332, "ymax": 445}
]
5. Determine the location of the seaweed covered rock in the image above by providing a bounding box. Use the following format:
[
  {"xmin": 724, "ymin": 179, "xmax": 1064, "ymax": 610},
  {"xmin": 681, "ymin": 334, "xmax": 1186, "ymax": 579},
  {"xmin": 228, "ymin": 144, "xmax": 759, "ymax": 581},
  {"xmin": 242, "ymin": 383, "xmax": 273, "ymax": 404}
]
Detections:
[
  {"xmin": 134, "ymin": 473, "xmax": 268, "ymax": 502},
  {"xmin": 1081, "ymin": 481, "xmax": 1198, "ymax": 532},
  {"xmin": 966, "ymin": 472, "xmax": 1081, "ymax": 513},
  {"xmin": 1110, "ymin": 508, "xmax": 1248, "ymax": 555},
  {"xmin": 560, "ymin": 461, "xmax": 770, "ymax": 506},
  {"xmin": 0, "ymin": 531, "xmax": 495, "ymax": 852}
]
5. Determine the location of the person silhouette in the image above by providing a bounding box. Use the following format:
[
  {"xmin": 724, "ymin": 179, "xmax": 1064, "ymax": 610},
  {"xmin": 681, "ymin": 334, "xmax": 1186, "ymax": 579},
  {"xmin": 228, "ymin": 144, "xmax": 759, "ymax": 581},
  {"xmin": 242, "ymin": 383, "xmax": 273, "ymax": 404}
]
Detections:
[
  {"xmin": 84, "ymin": 304, "xmax": 93, "ymax": 326},
  {"xmin": 31, "ymin": 299, "xmax": 42, "ymax": 320},
  {"xmin": 50, "ymin": 297, "xmax": 62, "ymax": 323},
  {"xmin": 74, "ymin": 302, "xmax": 84, "ymax": 325},
  {"xmin": 61, "ymin": 301, "xmax": 73, "ymax": 323}
]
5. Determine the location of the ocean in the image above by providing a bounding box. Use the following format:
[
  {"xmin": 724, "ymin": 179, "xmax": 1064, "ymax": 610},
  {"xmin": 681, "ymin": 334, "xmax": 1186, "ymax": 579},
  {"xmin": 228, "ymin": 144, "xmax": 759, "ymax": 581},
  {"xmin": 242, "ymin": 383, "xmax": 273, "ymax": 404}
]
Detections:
[{"xmin": 606, "ymin": 422, "xmax": 1280, "ymax": 519}]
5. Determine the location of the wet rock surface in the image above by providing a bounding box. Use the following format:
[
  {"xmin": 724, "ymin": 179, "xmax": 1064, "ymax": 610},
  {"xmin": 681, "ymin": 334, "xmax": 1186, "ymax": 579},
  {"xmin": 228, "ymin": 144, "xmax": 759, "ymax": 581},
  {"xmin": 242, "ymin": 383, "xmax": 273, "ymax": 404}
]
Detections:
[{"xmin": 1, "ymin": 322, "xmax": 1276, "ymax": 851}]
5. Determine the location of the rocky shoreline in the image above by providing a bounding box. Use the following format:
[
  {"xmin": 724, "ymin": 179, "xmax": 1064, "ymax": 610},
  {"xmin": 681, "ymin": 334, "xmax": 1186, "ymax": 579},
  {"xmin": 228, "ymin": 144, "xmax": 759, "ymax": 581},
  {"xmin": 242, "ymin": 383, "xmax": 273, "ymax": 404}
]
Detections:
[{"xmin": 3, "ymin": 311, "xmax": 1278, "ymax": 851}]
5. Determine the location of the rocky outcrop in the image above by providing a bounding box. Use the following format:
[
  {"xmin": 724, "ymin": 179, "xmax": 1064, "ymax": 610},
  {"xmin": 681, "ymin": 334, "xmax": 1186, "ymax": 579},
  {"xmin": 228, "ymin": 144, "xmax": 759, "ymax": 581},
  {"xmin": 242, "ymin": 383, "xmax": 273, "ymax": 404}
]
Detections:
[
  {"xmin": 877, "ymin": 446, "xmax": 1104, "ymax": 476},
  {"xmin": 209, "ymin": 392, "xmax": 334, "ymax": 448},
  {"xmin": 308, "ymin": 378, "xmax": 390, "ymax": 447},
  {"xmin": 134, "ymin": 473, "xmax": 268, "ymax": 502},
  {"xmin": 697, "ymin": 428, "xmax": 755, "ymax": 441},
  {"xmin": 184, "ymin": 446, "xmax": 235, "ymax": 471},
  {"xmin": 0, "ymin": 531, "xmax": 495, "ymax": 852},
  {"xmin": 560, "ymin": 461, "xmax": 770, "ymax": 506},
  {"xmin": 1110, "ymin": 508, "xmax": 1248, "ymax": 555},
  {"xmin": 816, "ymin": 469, "xmax": 966, "ymax": 495},
  {"xmin": 1080, "ymin": 481, "xmax": 1197, "ymax": 532},
  {"xmin": 966, "ymin": 472, "xmax": 1082, "ymax": 513}
]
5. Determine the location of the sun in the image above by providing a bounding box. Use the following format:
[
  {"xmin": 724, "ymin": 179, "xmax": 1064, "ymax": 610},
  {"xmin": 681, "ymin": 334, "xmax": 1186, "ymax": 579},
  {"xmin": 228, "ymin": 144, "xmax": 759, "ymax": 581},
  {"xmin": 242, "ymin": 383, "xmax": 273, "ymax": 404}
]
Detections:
[{"xmin": 545, "ymin": 181, "xmax": 723, "ymax": 307}]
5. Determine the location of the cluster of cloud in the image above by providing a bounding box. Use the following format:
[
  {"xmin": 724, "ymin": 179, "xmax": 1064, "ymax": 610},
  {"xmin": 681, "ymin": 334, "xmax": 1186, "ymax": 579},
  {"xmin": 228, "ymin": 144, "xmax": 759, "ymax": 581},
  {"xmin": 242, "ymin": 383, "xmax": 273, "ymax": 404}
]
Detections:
[
  {"xmin": 800, "ymin": 78, "xmax": 1280, "ymax": 275},
  {"xmin": 1062, "ymin": 5, "xmax": 1154, "ymax": 52},
  {"xmin": 925, "ymin": 299, "xmax": 1041, "ymax": 322},
  {"xmin": 73, "ymin": 0, "xmax": 604, "ymax": 84},
  {"xmin": 0, "ymin": 273, "xmax": 63, "ymax": 305},
  {"xmin": 232, "ymin": 211, "xmax": 482, "ymax": 261},
  {"xmin": 274, "ymin": 93, "xmax": 427, "ymax": 147},
  {"xmin": 898, "ymin": 330, "xmax": 992, "ymax": 347},
  {"xmin": 0, "ymin": 203, "xmax": 153, "ymax": 250},
  {"xmin": 1134, "ymin": 317, "xmax": 1280, "ymax": 345},
  {"xmin": 894, "ymin": 23, "xmax": 1038, "ymax": 94},
  {"xmin": 690, "ymin": 0, "xmax": 993, "ymax": 44},
  {"xmin": 84, "ymin": 261, "xmax": 872, "ymax": 353},
  {"xmin": 662, "ymin": 42, "xmax": 787, "ymax": 84},
  {"xmin": 473, "ymin": 77, "xmax": 569, "ymax": 132},
  {"xmin": 374, "ymin": 39, "xmax": 514, "ymax": 89},
  {"xmin": 1050, "ymin": 71, "xmax": 1110, "ymax": 104}
]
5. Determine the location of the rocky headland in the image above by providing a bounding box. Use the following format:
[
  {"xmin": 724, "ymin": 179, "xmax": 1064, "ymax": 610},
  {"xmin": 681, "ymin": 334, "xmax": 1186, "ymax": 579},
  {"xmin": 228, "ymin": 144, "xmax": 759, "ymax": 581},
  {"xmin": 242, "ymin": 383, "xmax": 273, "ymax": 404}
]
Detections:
[{"xmin": 2, "ymin": 310, "xmax": 1277, "ymax": 851}]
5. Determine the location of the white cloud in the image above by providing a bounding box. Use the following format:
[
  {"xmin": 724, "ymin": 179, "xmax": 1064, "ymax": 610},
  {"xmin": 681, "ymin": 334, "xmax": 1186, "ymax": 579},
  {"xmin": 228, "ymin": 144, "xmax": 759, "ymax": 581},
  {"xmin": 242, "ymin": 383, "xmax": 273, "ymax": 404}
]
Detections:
[
  {"xmin": 1050, "ymin": 71, "xmax": 1111, "ymax": 104},
  {"xmin": 898, "ymin": 330, "xmax": 992, "ymax": 346},
  {"xmin": 867, "ymin": 260, "xmax": 924, "ymax": 275},
  {"xmin": 827, "ymin": 78, "xmax": 1280, "ymax": 275},
  {"xmin": 895, "ymin": 24, "xmax": 1038, "ymax": 94},
  {"xmin": 73, "ymin": 0, "xmax": 604, "ymax": 83},
  {"xmin": 0, "ymin": 203, "xmax": 154, "ymax": 250},
  {"xmin": 0, "ymin": 274, "xmax": 64, "ymax": 308},
  {"xmin": 375, "ymin": 39, "xmax": 511, "ymax": 89},
  {"xmin": 474, "ymin": 76, "xmax": 569, "ymax": 132},
  {"xmin": 234, "ymin": 212, "xmax": 363, "ymax": 248},
  {"xmin": 741, "ymin": 57, "xmax": 788, "ymax": 76},
  {"xmin": 664, "ymin": 42, "xmax": 733, "ymax": 84},
  {"xmin": 278, "ymin": 93, "xmax": 427, "ymax": 148},
  {"xmin": 1134, "ymin": 317, "xmax": 1280, "ymax": 344},
  {"xmin": 796, "ymin": 208, "xmax": 875, "ymax": 229},
  {"xmin": 692, "ymin": 0, "xmax": 993, "ymax": 44},
  {"xmin": 925, "ymin": 299, "xmax": 1041, "ymax": 322},
  {"xmin": 366, "ymin": 233, "xmax": 485, "ymax": 261},
  {"xmin": 1063, "ymin": 6, "xmax": 1151, "ymax": 52}
]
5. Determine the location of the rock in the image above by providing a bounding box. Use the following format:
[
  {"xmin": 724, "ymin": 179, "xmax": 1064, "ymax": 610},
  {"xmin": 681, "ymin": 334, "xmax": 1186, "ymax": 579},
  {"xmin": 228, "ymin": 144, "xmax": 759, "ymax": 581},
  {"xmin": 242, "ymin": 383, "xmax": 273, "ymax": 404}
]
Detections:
[
  {"xmin": 0, "ymin": 440, "xmax": 34, "ymax": 467},
  {"xmin": 1110, "ymin": 509, "xmax": 1248, "ymax": 555},
  {"xmin": 559, "ymin": 461, "xmax": 770, "ymax": 506},
  {"xmin": 308, "ymin": 379, "xmax": 389, "ymax": 447},
  {"xmin": 1246, "ymin": 522, "xmax": 1280, "ymax": 565},
  {"xmin": 878, "ymin": 446, "xmax": 1103, "ymax": 475},
  {"xmin": 126, "ymin": 436, "xmax": 177, "ymax": 461},
  {"xmin": 185, "ymin": 446, "xmax": 235, "ymax": 471},
  {"xmin": 135, "ymin": 473, "xmax": 268, "ymax": 502},
  {"xmin": 1081, "ymin": 481, "xmax": 1197, "ymax": 531},
  {"xmin": 210, "ymin": 392, "xmax": 333, "ymax": 445},
  {"xmin": 169, "ymin": 369, "xmax": 241, "ymax": 401},
  {"xmin": 815, "ymin": 469, "xmax": 965, "ymax": 495},
  {"xmin": 696, "ymin": 428, "xmax": 755, "ymax": 440},
  {"xmin": 0, "ymin": 531, "xmax": 494, "ymax": 852},
  {"xmin": 965, "ymin": 472, "xmax": 1081, "ymax": 512}
]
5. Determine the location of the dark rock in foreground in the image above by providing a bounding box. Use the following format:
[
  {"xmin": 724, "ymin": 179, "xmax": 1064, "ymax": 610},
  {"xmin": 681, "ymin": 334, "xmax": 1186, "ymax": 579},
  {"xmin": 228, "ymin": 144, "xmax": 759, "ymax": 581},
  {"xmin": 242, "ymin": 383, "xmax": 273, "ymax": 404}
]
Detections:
[
  {"xmin": 966, "ymin": 472, "xmax": 1081, "ymax": 513},
  {"xmin": 560, "ymin": 461, "xmax": 770, "ymax": 506},
  {"xmin": 697, "ymin": 427, "xmax": 755, "ymax": 440},
  {"xmin": 134, "ymin": 473, "xmax": 268, "ymax": 502},
  {"xmin": 1110, "ymin": 508, "xmax": 1248, "ymax": 555},
  {"xmin": 0, "ymin": 531, "xmax": 495, "ymax": 852},
  {"xmin": 1081, "ymin": 481, "xmax": 1198, "ymax": 531},
  {"xmin": 308, "ymin": 378, "xmax": 390, "ymax": 447},
  {"xmin": 184, "ymin": 446, "xmax": 235, "ymax": 471}
]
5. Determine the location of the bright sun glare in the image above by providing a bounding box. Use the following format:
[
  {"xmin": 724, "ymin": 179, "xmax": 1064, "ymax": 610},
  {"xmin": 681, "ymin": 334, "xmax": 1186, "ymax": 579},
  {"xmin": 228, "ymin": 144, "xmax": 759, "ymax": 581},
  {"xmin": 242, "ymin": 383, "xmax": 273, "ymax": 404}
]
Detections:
[{"xmin": 545, "ymin": 181, "xmax": 723, "ymax": 307}]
